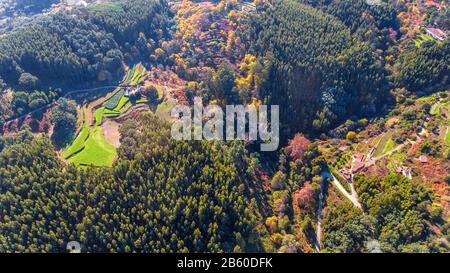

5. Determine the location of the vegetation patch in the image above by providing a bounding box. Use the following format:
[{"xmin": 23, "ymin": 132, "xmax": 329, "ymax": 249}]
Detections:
[
  {"xmin": 413, "ymin": 34, "xmax": 433, "ymax": 47},
  {"xmin": 94, "ymin": 107, "xmax": 105, "ymax": 126},
  {"xmin": 62, "ymin": 127, "xmax": 90, "ymax": 159},
  {"xmin": 113, "ymin": 96, "xmax": 130, "ymax": 112},
  {"xmin": 373, "ymin": 132, "xmax": 395, "ymax": 157},
  {"xmin": 430, "ymin": 100, "xmax": 449, "ymax": 116},
  {"xmin": 155, "ymin": 100, "xmax": 175, "ymax": 121},
  {"xmin": 445, "ymin": 127, "xmax": 450, "ymax": 145},
  {"xmin": 88, "ymin": 2, "xmax": 123, "ymax": 12},
  {"xmin": 103, "ymin": 109, "xmax": 121, "ymax": 118},
  {"xmin": 103, "ymin": 89, "xmax": 125, "ymax": 110},
  {"xmin": 126, "ymin": 63, "xmax": 147, "ymax": 86},
  {"xmin": 69, "ymin": 127, "xmax": 117, "ymax": 167}
]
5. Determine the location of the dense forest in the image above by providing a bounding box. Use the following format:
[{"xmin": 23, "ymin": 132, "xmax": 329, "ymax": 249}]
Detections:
[
  {"xmin": 0, "ymin": 113, "xmax": 263, "ymax": 252},
  {"xmin": 395, "ymin": 39, "xmax": 450, "ymax": 94},
  {"xmin": 0, "ymin": 12, "xmax": 122, "ymax": 86},
  {"xmin": 0, "ymin": 0, "xmax": 172, "ymax": 124},
  {"xmin": 0, "ymin": 0, "xmax": 58, "ymax": 16},
  {"xmin": 322, "ymin": 174, "xmax": 444, "ymax": 253},
  {"xmin": 83, "ymin": 0, "xmax": 172, "ymax": 62},
  {"xmin": 301, "ymin": 0, "xmax": 399, "ymax": 49},
  {"xmin": 0, "ymin": 0, "xmax": 171, "ymax": 89},
  {"xmin": 240, "ymin": 0, "xmax": 390, "ymax": 136}
]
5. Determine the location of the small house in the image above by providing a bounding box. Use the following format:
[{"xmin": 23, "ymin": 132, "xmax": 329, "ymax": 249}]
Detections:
[
  {"xmin": 351, "ymin": 162, "xmax": 366, "ymax": 174},
  {"xmin": 425, "ymin": 27, "xmax": 447, "ymax": 41}
]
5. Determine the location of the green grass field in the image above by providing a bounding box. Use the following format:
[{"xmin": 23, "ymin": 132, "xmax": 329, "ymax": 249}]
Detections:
[
  {"xmin": 373, "ymin": 132, "xmax": 395, "ymax": 157},
  {"xmin": 103, "ymin": 89, "xmax": 125, "ymax": 110},
  {"xmin": 66, "ymin": 106, "xmax": 116, "ymax": 167},
  {"xmin": 95, "ymin": 107, "xmax": 105, "ymax": 126},
  {"xmin": 67, "ymin": 106, "xmax": 116, "ymax": 167},
  {"xmin": 103, "ymin": 109, "xmax": 121, "ymax": 118},
  {"xmin": 69, "ymin": 127, "xmax": 117, "ymax": 167},
  {"xmin": 63, "ymin": 127, "xmax": 90, "ymax": 159},
  {"xmin": 114, "ymin": 96, "xmax": 130, "ymax": 111}
]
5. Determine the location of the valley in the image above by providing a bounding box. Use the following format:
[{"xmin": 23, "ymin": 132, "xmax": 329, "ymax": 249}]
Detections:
[{"xmin": 0, "ymin": 0, "xmax": 448, "ymax": 254}]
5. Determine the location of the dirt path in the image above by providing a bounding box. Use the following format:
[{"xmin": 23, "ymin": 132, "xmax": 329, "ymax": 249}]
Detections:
[
  {"xmin": 4, "ymin": 85, "xmax": 121, "ymax": 126},
  {"xmin": 315, "ymin": 185, "xmax": 324, "ymax": 252},
  {"xmin": 321, "ymin": 171, "xmax": 362, "ymax": 209}
]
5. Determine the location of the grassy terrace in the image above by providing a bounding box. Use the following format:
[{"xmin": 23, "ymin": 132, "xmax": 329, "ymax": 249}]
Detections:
[
  {"xmin": 69, "ymin": 126, "xmax": 117, "ymax": 167},
  {"xmin": 373, "ymin": 132, "xmax": 395, "ymax": 157},
  {"xmin": 431, "ymin": 100, "xmax": 449, "ymax": 116},
  {"xmin": 126, "ymin": 63, "xmax": 146, "ymax": 86},
  {"xmin": 62, "ymin": 63, "xmax": 155, "ymax": 167},
  {"xmin": 62, "ymin": 127, "xmax": 89, "ymax": 159},
  {"xmin": 64, "ymin": 106, "xmax": 116, "ymax": 167}
]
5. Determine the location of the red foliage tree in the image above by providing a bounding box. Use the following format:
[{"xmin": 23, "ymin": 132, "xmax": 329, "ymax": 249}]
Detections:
[
  {"xmin": 293, "ymin": 183, "xmax": 315, "ymax": 212},
  {"xmin": 288, "ymin": 134, "xmax": 311, "ymax": 161}
]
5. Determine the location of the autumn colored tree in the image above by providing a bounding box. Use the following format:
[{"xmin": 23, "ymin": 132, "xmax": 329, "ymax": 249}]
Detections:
[{"xmin": 288, "ymin": 134, "xmax": 311, "ymax": 161}]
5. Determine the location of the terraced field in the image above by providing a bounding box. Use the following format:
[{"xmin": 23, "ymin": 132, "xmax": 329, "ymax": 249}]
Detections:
[
  {"xmin": 63, "ymin": 104, "xmax": 117, "ymax": 167},
  {"xmin": 126, "ymin": 63, "xmax": 147, "ymax": 86},
  {"xmin": 372, "ymin": 132, "xmax": 396, "ymax": 157},
  {"xmin": 431, "ymin": 100, "xmax": 449, "ymax": 116},
  {"xmin": 69, "ymin": 126, "xmax": 117, "ymax": 167},
  {"xmin": 62, "ymin": 64, "xmax": 161, "ymax": 167},
  {"xmin": 62, "ymin": 127, "xmax": 89, "ymax": 159}
]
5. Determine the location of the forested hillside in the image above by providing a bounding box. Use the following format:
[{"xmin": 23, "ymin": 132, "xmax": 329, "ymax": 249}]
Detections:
[
  {"xmin": 0, "ymin": 0, "xmax": 448, "ymax": 254},
  {"xmin": 0, "ymin": 113, "xmax": 263, "ymax": 252},
  {"xmin": 395, "ymin": 39, "xmax": 450, "ymax": 94},
  {"xmin": 0, "ymin": 0, "xmax": 58, "ymax": 16},
  {"xmin": 241, "ymin": 0, "xmax": 389, "ymax": 135},
  {"xmin": 0, "ymin": 0, "xmax": 171, "ymax": 89},
  {"xmin": 0, "ymin": 12, "xmax": 122, "ymax": 86},
  {"xmin": 301, "ymin": 0, "xmax": 399, "ymax": 49},
  {"xmin": 83, "ymin": 0, "xmax": 172, "ymax": 62}
]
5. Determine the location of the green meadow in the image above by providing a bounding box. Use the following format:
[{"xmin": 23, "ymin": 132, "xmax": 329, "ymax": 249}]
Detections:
[
  {"xmin": 62, "ymin": 64, "xmax": 157, "ymax": 167},
  {"xmin": 64, "ymin": 106, "xmax": 116, "ymax": 167}
]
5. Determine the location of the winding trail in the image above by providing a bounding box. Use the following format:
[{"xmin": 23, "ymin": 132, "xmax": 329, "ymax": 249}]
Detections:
[
  {"xmin": 315, "ymin": 183, "xmax": 324, "ymax": 252},
  {"xmin": 4, "ymin": 85, "xmax": 121, "ymax": 125}
]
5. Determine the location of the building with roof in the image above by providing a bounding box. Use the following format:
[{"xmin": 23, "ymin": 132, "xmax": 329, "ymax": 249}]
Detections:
[{"xmin": 425, "ymin": 27, "xmax": 447, "ymax": 41}]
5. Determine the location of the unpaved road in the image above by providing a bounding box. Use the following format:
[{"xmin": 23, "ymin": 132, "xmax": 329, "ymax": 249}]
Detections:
[
  {"xmin": 315, "ymin": 186, "xmax": 324, "ymax": 252},
  {"xmin": 4, "ymin": 85, "xmax": 121, "ymax": 126},
  {"xmin": 321, "ymin": 171, "xmax": 362, "ymax": 209}
]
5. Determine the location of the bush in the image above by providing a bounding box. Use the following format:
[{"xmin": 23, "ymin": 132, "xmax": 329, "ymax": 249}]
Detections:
[
  {"xmin": 445, "ymin": 175, "xmax": 450, "ymax": 185},
  {"xmin": 18, "ymin": 73, "xmax": 39, "ymax": 90},
  {"xmin": 271, "ymin": 171, "xmax": 287, "ymax": 190},
  {"xmin": 142, "ymin": 85, "xmax": 160, "ymax": 104},
  {"xmin": 346, "ymin": 131, "xmax": 357, "ymax": 142}
]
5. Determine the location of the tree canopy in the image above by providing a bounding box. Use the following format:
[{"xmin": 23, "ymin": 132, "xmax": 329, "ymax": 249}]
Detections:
[{"xmin": 240, "ymin": 0, "xmax": 390, "ymax": 136}]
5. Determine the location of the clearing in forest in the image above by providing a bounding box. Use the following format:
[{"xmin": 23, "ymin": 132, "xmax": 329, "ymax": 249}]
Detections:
[
  {"xmin": 64, "ymin": 105, "xmax": 117, "ymax": 167},
  {"xmin": 62, "ymin": 63, "xmax": 166, "ymax": 167}
]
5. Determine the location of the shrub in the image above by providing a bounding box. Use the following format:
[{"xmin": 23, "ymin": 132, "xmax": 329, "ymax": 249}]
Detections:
[{"xmin": 346, "ymin": 131, "xmax": 357, "ymax": 142}]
